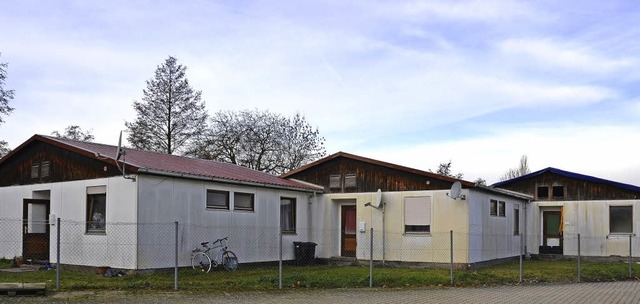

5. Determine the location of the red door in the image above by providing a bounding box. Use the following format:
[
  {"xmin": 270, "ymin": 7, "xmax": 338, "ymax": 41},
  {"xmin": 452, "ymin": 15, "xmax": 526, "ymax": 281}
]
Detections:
[
  {"xmin": 22, "ymin": 199, "xmax": 50, "ymax": 261},
  {"xmin": 341, "ymin": 205, "xmax": 356, "ymax": 257}
]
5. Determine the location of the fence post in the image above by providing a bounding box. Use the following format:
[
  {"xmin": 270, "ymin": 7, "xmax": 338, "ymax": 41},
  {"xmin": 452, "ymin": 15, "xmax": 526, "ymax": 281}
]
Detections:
[
  {"xmin": 56, "ymin": 217, "xmax": 61, "ymax": 291},
  {"xmin": 279, "ymin": 229, "xmax": 283, "ymax": 289},
  {"xmin": 629, "ymin": 234, "xmax": 633, "ymax": 278},
  {"xmin": 174, "ymin": 221, "xmax": 178, "ymax": 290},
  {"xmin": 519, "ymin": 232, "xmax": 523, "ymax": 284},
  {"xmin": 450, "ymin": 230, "xmax": 454, "ymax": 286},
  {"xmin": 369, "ymin": 228, "xmax": 373, "ymax": 288},
  {"xmin": 578, "ymin": 233, "xmax": 581, "ymax": 282}
]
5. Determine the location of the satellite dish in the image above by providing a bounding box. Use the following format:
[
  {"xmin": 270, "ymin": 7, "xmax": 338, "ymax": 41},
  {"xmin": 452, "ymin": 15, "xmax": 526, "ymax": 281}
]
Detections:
[
  {"xmin": 115, "ymin": 130, "xmax": 123, "ymax": 161},
  {"xmin": 374, "ymin": 189, "xmax": 382, "ymax": 208},
  {"xmin": 448, "ymin": 181, "xmax": 465, "ymax": 200}
]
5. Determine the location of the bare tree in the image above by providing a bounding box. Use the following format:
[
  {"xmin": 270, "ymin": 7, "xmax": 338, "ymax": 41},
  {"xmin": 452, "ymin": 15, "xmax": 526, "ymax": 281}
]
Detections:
[
  {"xmin": 51, "ymin": 125, "xmax": 95, "ymax": 141},
  {"xmin": 0, "ymin": 53, "xmax": 15, "ymax": 158},
  {"xmin": 191, "ymin": 109, "xmax": 326, "ymax": 175},
  {"xmin": 430, "ymin": 160, "xmax": 464, "ymax": 179},
  {"xmin": 125, "ymin": 56, "xmax": 207, "ymax": 155},
  {"xmin": 0, "ymin": 140, "xmax": 10, "ymax": 158},
  {"xmin": 499, "ymin": 155, "xmax": 530, "ymax": 181},
  {"xmin": 0, "ymin": 52, "xmax": 14, "ymax": 125}
]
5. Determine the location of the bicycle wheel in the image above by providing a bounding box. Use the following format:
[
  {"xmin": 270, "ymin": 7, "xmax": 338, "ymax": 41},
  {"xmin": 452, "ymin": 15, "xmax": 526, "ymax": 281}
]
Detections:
[
  {"xmin": 191, "ymin": 252, "xmax": 212, "ymax": 273},
  {"xmin": 222, "ymin": 251, "xmax": 238, "ymax": 271}
]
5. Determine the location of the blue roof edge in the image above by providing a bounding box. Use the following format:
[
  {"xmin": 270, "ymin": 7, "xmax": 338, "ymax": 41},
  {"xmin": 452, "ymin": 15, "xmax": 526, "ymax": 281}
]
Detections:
[{"xmin": 492, "ymin": 167, "xmax": 640, "ymax": 193}]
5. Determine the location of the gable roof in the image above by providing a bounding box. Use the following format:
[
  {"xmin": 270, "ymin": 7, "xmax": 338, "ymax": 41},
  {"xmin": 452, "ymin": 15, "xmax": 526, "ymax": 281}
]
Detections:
[
  {"xmin": 281, "ymin": 151, "xmax": 476, "ymax": 187},
  {"xmin": 1, "ymin": 135, "xmax": 322, "ymax": 192},
  {"xmin": 492, "ymin": 167, "xmax": 640, "ymax": 193}
]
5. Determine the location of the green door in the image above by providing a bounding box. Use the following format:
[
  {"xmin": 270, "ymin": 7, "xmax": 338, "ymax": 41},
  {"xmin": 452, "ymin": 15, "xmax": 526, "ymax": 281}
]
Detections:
[{"xmin": 542, "ymin": 211, "xmax": 563, "ymax": 254}]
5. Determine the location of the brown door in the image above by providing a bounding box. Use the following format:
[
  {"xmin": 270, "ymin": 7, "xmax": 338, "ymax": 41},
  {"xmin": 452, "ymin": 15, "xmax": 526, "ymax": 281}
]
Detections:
[
  {"xmin": 341, "ymin": 205, "xmax": 356, "ymax": 257},
  {"xmin": 22, "ymin": 199, "xmax": 50, "ymax": 261},
  {"xmin": 542, "ymin": 211, "xmax": 563, "ymax": 254}
]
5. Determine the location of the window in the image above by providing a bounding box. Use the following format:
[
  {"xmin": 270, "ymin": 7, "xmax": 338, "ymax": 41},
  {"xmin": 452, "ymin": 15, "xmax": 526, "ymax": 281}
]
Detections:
[
  {"xmin": 329, "ymin": 175, "xmax": 341, "ymax": 189},
  {"xmin": 234, "ymin": 192, "xmax": 254, "ymax": 211},
  {"xmin": 552, "ymin": 186, "xmax": 564, "ymax": 199},
  {"xmin": 610, "ymin": 206, "xmax": 632, "ymax": 234},
  {"xmin": 404, "ymin": 196, "xmax": 431, "ymax": 234},
  {"xmin": 206, "ymin": 190, "xmax": 229, "ymax": 210},
  {"xmin": 344, "ymin": 173, "xmax": 357, "ymax": 188},
  {"xmin": 514, "ymin": 207, "xmax": 520, "ymax": 235},
  {"xmin": 498, "ymin": 201, "xmax": 506, "ymax": 217},
  {"xmin": 86, "ymin": 186, "xmax": 106, "ymax": 233},
  {"xmin": 41, "ymin": 161, "xmax": 50, "ymax": 178},
  {"xmin": 280, "ymin": 197, "xmax": 296, "ymax": 233},
  {"xmin": 537, "ymin": 186, "xmax": 549, "ymax": 199},
  {"xmin": 490, "ymin": 199, "xmax": 498, "ymax": 216},
  {"xmin": 31, "ymin": 163, "xmax": 39, "ymax": 179},
  {"xmin": 30, "ymin": 160, "xmax": 51, "ymax": 179}
]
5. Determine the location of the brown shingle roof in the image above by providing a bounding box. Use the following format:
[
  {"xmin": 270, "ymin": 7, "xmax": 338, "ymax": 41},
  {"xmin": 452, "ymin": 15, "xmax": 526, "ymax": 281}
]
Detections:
[{"xmin": 14, "ymin": 135, "xmax": 322, "ymax": 191}]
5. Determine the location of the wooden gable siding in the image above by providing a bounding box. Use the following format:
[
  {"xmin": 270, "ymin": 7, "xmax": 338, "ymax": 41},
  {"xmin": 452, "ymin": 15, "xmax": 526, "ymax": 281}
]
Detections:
[
  {"xmin": 497, "ymin": 171, "xmax": 640, "ymax": 200},
  {"xmin": 0, "ymin": 141, "xmax": 120, "ymax": 187},
  {"xmin": 287, "ymin": 157, "xmax": 454, "ymax": 193}
]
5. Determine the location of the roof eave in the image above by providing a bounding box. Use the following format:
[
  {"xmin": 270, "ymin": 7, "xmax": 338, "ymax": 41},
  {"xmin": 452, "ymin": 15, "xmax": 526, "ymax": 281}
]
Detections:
[{"xmin": 138, "ymin": 168, "xmax": 323, "ymax": 192}]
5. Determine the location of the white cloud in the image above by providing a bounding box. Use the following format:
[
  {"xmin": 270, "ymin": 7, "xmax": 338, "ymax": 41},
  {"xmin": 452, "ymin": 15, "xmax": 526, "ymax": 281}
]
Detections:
[
  {"xmin": 394, "ymin": 0, "xmax": 540, "ymax": 23},
  {"xmin": 499, "ymin": 38, "xmax": 637, "ymax": 74}
]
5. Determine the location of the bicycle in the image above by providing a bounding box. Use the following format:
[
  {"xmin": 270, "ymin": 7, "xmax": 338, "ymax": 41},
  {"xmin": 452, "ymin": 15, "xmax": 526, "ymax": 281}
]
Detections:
[{"xmin": 191, "ymin": 237, "xmax": 238, "ymax": 272}]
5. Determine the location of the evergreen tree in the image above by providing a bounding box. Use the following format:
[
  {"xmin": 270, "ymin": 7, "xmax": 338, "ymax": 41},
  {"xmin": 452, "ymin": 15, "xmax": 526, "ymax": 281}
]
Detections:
[{"xmin": 125, "ymin": 56, "xmax": 207, "ymax": 154}]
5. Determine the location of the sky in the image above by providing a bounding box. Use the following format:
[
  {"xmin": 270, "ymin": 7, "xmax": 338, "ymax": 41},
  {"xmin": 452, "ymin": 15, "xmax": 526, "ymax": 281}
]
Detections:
[{"xmin": 1, "ymin": 0, "xmax": 639, "ymax": 185}]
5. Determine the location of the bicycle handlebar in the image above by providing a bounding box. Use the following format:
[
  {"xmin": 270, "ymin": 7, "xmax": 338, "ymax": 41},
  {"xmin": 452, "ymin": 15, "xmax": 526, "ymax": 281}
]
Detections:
[
  {"xmin": 199, "ymin": 237, "xmax": 229, "ymax": 248},
  {"xmin": 212, "ymin": 237, "xmax": 229, "ymax": 244}
]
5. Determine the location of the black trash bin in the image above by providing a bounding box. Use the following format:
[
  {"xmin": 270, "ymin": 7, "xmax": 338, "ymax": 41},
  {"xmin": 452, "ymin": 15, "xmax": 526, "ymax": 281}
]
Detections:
[{"xmin": 293, "ymin": 241, "xmax": 317, "ymax": 265}]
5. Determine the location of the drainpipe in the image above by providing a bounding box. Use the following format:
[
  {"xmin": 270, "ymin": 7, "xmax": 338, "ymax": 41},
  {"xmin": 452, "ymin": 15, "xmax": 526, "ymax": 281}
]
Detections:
[
  {"xmin": 382, "ymin": 201, "xmax": 386, "ymax": 266},
  {"xmin": 524, "ymin": 199, "xmax": 530, "ymax": 258}
]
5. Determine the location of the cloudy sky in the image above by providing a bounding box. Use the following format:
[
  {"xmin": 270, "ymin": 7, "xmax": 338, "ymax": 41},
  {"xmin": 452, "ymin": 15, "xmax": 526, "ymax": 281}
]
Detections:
[{"xmin": 1, "ymin": 0, "xmax": 639, "ymax": 185}]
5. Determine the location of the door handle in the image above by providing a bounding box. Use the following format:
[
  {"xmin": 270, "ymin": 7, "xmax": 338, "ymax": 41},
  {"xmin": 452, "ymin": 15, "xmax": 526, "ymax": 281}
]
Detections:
[{"xmin": 24, "ymin": 225, "xmax": 28, "ymax": 234}]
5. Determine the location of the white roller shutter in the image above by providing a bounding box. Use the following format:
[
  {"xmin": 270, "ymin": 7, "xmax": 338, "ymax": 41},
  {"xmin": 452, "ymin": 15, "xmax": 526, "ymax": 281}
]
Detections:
[{"xmin": 404, "ymin": 196, "xmax": 431, "ymax": 226}]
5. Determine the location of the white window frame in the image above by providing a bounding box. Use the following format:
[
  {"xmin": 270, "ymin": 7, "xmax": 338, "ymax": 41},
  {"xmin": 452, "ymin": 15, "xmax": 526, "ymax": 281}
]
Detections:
[
  {"xmin": 609, "ymin": 205, "xmax": 633, "ymax": 234},
  {"xmin": 86, "ymin": 186, "xmax": 107, "ymax": 234}
]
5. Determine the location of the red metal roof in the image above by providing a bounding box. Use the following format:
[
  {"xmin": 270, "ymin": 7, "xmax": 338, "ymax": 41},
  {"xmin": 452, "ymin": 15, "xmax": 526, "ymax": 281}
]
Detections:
[{"xmin": 17, "ymin": 135, "xmax": 322, "ymax": 191}]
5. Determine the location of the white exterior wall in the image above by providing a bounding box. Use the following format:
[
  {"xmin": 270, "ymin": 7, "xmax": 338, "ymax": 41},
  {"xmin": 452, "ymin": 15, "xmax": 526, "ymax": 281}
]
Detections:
[
  {"xmin": 528, "ymin": 200, "xmax": 640, "ymax": 257},
  {"xmin": 312, "ymin": 190, "xmax": 472, "ymax": 264},
  {"xmin": 467, "ymin": 190, "xmax": 524, "ymax": 263},
  {"xmin": 135, "ymin": 175, "xmax": 313, "ymax": 269},
  {"xmin": 0, "ymin": 177, "xmax": 137, "ymax": 268}
]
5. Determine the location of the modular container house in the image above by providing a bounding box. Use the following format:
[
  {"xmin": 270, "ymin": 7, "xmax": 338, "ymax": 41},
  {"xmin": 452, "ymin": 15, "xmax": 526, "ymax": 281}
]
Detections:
[
  {"xmin": 0, "ymin": 135, "xmax": 322, "ymax": 269},
  {"xmin": 493, "ymin": 167, "xmax": 640, "ymax": 258},
  {"xmin": 281, "ymin": 152, "xmax": 532, "ymax": 266}
]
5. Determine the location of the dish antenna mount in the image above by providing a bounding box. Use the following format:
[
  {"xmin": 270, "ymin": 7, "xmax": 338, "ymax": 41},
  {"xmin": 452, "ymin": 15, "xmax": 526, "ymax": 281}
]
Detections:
[
  {"xmin": 95, "ymin": 131, "xmax": 135, "ymax": 181},
  {"xmin": 114, "ymin": 131, "xmax": 135, "ymax": 181},
  {"xmin": 365, "ymin": 189, "xmax": 384, "ymax": 210},
  {"xmin": 447, "ymin": 181, "xmax": 465, "ymax": 200}
]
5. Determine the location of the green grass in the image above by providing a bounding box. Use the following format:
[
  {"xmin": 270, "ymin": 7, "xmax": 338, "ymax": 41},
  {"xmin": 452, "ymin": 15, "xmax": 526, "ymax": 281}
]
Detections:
[{"xmin": 0, "ymin": 259, "xmax": 638, "ymax": 291}]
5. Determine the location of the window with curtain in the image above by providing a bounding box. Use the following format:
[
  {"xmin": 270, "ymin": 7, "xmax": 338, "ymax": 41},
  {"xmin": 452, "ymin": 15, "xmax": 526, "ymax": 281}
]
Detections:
[
  {"xmin": 404, "ymin": 196, "xmax": 431, "ymax": 234},
  {"xmin": 280, "ymin": 197, "xmax": 296, "ymax": 233},
  {"xmin": 86, "ymin": 186, "xmax": 106, "ymax": 233},
  {"xmin": 498, "ymin": 201, "xmax": 506, "ymax": 217},
  {"xmin": 490, "ymin": 199, "xmax": 497, "ymax": 216}
]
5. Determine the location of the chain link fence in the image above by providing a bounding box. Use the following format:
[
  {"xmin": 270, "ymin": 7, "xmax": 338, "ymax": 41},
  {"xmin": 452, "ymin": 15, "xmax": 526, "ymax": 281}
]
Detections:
[{"xmin": 0, "ymin": 218, "xmax": 637, "ymax": 291}]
